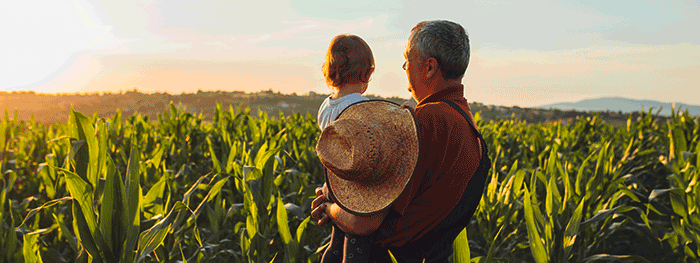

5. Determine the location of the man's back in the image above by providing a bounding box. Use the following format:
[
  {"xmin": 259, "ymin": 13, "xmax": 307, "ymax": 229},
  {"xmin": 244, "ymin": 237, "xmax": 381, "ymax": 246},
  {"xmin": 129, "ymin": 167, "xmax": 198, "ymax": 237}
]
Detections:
[{"xmin": 373, "ymin": 84, "xmax": 482, "ymax": 247}]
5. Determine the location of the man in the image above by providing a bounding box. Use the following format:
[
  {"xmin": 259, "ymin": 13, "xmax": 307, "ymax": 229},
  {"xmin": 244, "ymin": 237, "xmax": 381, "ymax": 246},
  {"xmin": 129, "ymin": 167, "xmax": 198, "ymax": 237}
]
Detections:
[{"xmin": 312, "ymin": 20, "xmax": 491, "ymax": 262}]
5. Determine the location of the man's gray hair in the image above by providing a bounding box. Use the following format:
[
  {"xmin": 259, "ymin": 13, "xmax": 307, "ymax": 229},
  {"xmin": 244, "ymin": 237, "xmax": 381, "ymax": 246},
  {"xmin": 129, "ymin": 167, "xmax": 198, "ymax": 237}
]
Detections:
[{"xmin": 410, "ymin": 20, "xmax": 470, "ymax": 80}]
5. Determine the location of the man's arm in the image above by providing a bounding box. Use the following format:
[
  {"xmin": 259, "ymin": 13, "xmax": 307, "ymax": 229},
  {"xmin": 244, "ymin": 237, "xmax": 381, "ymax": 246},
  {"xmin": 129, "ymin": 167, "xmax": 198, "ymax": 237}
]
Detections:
[
  {"xmin": 311, "ymin": 184, "xmax": 389, "ymax": 236},
  {"xmin": 312, "ymin": 202, "xmax": 389, "ymax": 236}
]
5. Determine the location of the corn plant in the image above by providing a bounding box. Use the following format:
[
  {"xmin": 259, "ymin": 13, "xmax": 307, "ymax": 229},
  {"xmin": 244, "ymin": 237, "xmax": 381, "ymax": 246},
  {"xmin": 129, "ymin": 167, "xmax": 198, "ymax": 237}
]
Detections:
[{"xmin": 3, "ymin": 102, "xmax": 700, "ymax": 262}]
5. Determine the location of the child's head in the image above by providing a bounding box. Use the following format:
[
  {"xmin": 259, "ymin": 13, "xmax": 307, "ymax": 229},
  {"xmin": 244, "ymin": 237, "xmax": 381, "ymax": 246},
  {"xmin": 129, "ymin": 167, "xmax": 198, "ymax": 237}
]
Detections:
[{"xmin": 322, "ymin": 34, "xmax": 375, "ymax": 91}]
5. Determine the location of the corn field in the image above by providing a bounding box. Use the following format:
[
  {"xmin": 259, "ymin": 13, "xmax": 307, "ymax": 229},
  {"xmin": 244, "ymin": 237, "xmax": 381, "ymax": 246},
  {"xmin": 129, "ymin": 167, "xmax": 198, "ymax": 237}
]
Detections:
[{"xmin": 1, "ymin": 103, "xmax": 698, "ymax": 262}]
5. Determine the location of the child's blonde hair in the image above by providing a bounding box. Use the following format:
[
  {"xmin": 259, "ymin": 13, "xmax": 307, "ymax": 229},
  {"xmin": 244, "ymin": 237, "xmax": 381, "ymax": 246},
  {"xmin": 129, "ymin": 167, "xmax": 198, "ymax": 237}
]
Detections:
[{"xmin": 322, "ymin": 34, "xmax": 375, "ymax": 90}]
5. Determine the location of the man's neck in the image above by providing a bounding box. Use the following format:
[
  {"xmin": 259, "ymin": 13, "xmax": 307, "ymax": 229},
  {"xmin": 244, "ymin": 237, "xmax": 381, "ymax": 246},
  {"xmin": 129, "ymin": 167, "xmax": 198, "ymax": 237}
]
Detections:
[
  {"xmin": 417, "ymin": 78, "xmax": 462, "ymax": 103},
  {"xmin": 441, "ymin": 78, "xmax": 462, "ymax": 89}
]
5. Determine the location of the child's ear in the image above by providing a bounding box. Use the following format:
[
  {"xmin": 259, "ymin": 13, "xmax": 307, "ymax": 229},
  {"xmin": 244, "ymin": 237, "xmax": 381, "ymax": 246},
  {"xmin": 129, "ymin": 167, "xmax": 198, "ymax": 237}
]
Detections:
[{"xmin": 366, "ymin": 67, "xmax": 375, "ymax": 81}]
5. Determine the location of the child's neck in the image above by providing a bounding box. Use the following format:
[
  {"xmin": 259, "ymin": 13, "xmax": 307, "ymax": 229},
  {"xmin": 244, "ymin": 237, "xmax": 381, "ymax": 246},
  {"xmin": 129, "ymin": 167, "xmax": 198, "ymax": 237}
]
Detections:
[{"xmin": 332, "ymin": 83, "xmax": 367, "ymax": 100}]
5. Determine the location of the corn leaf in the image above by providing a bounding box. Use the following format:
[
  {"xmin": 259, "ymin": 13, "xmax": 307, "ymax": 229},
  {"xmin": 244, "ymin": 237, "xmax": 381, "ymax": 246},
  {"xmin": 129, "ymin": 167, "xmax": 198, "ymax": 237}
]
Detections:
[
  {"xmin": 17, "ymin": 196, "xmax": 71, "ymax": 229},
  {"xmin": 183, "ymin": 173, "xmax": 210, "ymax": 206},
  {"xmin": 388, "ymin": 250, "xmax": 399, "ymax": 263},
  {"xmin": 581, "ymin": 206, "xmax": 622, "ymax": 225},
  {"xmin": 0, "ymin": 119, "xmax": 6, "ymax": 152},
  {"xmin": 581, "ymin": 254, "xmax": 652, "ymax": 263},
  {"xmin": 37, "ymin": 164, "xmax": 57, "ymax": 199},
  {"xmin": 22, "ymin": 232, "xmax": 44, "ymax": 263},
  {"xmin": 4, "ymin": 199, "xmax": 20, "ymax": 263},
  {"xmin": 206, "ymin": 136, "xmax": 222, "ymax": 174},
  {"xmin": 296, "ymin": 216, "xmax": 310, "ymax": 245},
  {"xmin": 187, "ymin": 176, "xmax": 228, "ymax": 225},
  {"xmin": 64, "ymin": 169, "xmax": 118, "ymax": 263},
  {"xmin": 122, "ymin": 141, "xmax": 141, "ymax": 263},
  {"xmin": 143, "ymin": 175, "xmax": 167, "ymax": 219},
  {"xmin": 524, "ymin": 186, "xmax": 548, "ymax": 263},
  {"xmin": 63, "ymin": 169, "xmax": 98, "ymax": 233},
  {"xmin": 72, "ymin": 200, "xmax": 103, "ymax": 263},
  {"xmin": 244, "ymin": 191, "xmax": 259, "ymax": 240},
  {"xmin": 277, "ymin": 194, "xmax": 297, "ymax": 263},
  {"xmin": 452, "ymin": 228, "xmax": 470, "ymax": 263},
  {"xmin": 69, "ymin": 108, "xmax": 99, "ymax": 188},
  {"xmin": 135, "ymin": 202, "xmax": 187, "ymax": 262},
  {"xmin": 100, "ymin": 157, "xmax": 125, "ymax": 255},
  {"xmin": 545, "ymin": 175, "xmax": 561, "ymax": 218},
  {"xmin": 563, "ymin": 197, "xmax": 585, "ymax": 259},
  {"xmin": 225, "ymin": 141, "xmax": 239, "ymax": 174},
  {"xmin": 0, "ymin": 182, "xmax": 5, "ymax": 232},
  {"xmin": 483, "ymin": 225, "xmax": 504, "ymax": 263},
  {"xmin": 96, "ymin": 119, "xmax": 109, "ymax": 183},
  {"xmin": 53, "ymin": 213, "xmax": 79, "ymax": 253},
  {"xmin": 696, "ymin": 140, "xmax": 699, "ymax": 171},
  {"xmin": 206, "ymin": 176, "xmax": 229, "ymax": 203},
  {"xmin": 671, "ymin": 127, "xmax": 688, "ymax": 162}
]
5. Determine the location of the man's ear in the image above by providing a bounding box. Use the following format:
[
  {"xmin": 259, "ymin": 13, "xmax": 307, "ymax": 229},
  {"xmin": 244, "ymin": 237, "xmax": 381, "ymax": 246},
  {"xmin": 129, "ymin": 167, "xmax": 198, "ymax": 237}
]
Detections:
[{"xmin": 425, "ymin": 57, "xmax": 439, "ymax": 78}]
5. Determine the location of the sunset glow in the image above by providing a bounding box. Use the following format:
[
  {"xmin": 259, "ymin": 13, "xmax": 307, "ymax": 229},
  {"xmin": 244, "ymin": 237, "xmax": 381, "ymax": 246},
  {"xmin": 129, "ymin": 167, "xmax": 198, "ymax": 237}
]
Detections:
[{"xmin": 2, "ymin": 0, "xmax": 698, "ymax": 107}]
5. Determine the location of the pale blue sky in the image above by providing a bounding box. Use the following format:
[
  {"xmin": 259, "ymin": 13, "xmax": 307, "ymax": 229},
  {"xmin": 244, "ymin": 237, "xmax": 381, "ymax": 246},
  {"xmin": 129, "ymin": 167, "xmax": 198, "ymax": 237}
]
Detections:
[{"xmin": 2, "ymin": 0, "xmax": 698, "ymax": 107}]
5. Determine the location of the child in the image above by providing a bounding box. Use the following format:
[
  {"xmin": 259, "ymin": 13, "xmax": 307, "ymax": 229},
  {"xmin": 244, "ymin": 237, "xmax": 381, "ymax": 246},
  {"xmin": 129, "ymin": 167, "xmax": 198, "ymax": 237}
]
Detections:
[
  {"xmin": 317, "ymin": 34, "xmax": 375, "ymax": 130},
  {"xmin": 316, "ymin": 34, "xmax": 375, "ymax": 263}
]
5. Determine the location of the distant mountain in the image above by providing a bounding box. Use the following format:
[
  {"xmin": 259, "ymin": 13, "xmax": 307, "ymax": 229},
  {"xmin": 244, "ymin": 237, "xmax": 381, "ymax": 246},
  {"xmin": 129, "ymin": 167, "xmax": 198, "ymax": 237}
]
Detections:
[{"xmin": 537, "ymin": 97, "xmax": 700, "ymax": 117}]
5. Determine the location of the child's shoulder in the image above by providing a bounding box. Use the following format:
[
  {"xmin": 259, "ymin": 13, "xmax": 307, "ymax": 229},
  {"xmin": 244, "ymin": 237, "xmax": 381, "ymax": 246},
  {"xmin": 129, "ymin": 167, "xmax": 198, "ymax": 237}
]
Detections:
[{"xmin": 338, "ymin": 93, "xmax": 368, "ymax": 103}]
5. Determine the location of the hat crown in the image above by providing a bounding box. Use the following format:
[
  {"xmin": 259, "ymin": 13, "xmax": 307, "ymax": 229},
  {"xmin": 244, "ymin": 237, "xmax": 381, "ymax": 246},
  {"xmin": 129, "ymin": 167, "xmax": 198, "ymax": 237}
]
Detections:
[
  {"xmin": 316, "ymin": 100, "xmax": 420, "ymax": 215},
  {"xmin": 317, "ymin": 119, "xmax": 389, "ymax": 184}
]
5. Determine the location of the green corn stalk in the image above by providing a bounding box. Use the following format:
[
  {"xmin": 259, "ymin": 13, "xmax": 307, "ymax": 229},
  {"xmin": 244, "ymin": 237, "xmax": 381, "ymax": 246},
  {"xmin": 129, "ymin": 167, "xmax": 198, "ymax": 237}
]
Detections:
[
  {"xmin": 67, "ymin": 107, "xmax": 100, "ymax": 189},
  {"xmin": 523, "ymin": 185, "xmax": 548, "ymax": 263},
  {"xmin": 8, "ymin": 98, "xmax": 700, "ymax": 262},
  {"xmin": 100, "ymin": 155, "xmax": 126, "ymax": 259},
  {"xmin": 123, "ymin": 138, "xmax": 142, "ymax": 262},
  {"xmin": 2, "ymin": 173, "xmax": 22, "ymax": 263},
  {"xmin": 652, "ymin": 109, "xmax": 700, "ymax": 261}
]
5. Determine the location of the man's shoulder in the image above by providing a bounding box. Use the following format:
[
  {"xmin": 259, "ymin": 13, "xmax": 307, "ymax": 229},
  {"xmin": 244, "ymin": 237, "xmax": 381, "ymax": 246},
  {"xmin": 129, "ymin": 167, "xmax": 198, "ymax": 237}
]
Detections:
[
  {"xmin": 414, "ymin": 100, "xmax": 475, "ymax": 134},
  {"xmin": 415, "ymin": 101, "xmax": 459, "ymax": 120}
]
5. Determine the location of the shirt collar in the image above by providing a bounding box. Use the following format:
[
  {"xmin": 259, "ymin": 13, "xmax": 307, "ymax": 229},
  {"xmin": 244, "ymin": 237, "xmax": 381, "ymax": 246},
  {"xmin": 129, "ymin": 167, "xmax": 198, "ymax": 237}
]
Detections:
[{"xmin": 417, "ymin": 84, "xmax": 465, "ymax": 105}]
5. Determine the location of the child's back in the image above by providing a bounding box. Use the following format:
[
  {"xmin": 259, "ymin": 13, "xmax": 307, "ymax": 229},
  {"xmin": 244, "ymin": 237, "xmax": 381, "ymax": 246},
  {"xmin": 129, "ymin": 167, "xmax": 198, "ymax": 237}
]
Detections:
[{"xmin": 318, "ymin": 93, "xmax": 367, "ymax": 130}]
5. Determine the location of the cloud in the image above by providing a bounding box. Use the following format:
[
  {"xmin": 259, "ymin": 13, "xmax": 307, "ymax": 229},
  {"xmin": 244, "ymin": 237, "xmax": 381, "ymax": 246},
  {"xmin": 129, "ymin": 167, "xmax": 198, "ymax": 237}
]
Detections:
[{"xmin": 248, "ymin": 34, "xmax": 272, "ymax": 43}]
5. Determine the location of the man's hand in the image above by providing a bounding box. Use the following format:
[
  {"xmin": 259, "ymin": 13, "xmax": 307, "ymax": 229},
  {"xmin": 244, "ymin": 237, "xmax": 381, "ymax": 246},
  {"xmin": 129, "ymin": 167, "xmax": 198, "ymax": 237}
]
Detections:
[
  {"xmin": 311, "ymin": 183, "xmax": 333, "ymax": 226},
  {"xmin": 311, "ymin": 182, "xmax": 390, "ymax": 234},
  {"xmin": 311, "ymin": 201, "xmax": 333, "ymax": 226},
  {"xmin": 311, "ymin": 183, "xmax": 330, "ymax": 211}
]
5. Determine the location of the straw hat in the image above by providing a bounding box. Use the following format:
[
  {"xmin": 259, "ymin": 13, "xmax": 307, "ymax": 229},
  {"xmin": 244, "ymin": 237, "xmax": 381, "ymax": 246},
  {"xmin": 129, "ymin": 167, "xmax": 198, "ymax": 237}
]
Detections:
[{"xmin": 316, "ymin": 100, "xmax": 420, "ymax": 215}]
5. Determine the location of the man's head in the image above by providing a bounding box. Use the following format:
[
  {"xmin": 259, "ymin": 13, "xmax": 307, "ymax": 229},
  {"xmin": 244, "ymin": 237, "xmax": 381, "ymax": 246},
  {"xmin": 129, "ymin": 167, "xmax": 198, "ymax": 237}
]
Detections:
[{"xmin": 403, "ymin": 20, "xmax": 470, "ymax": 101}]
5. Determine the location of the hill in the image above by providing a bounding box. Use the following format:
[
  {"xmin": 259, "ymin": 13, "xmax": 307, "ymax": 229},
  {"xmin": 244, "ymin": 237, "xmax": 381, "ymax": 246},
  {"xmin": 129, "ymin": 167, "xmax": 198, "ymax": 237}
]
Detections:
[
  {"xmin": 0, "ymin": 89, "xmax": 408, "ymax": 124},
  {"xmin": 537, "ymin": 97, "xmax": 700, "ymax": 117},
  {"xmin": 0, "ymin": 90, "xmax": 681, "ymax": 125}
]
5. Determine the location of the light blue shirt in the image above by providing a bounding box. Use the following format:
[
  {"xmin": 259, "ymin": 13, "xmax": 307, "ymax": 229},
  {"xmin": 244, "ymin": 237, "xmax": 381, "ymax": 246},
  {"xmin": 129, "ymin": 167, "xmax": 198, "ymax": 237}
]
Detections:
[{"xmin": 317, "ymin": 93, "xmax": 368, "ymax": 130}]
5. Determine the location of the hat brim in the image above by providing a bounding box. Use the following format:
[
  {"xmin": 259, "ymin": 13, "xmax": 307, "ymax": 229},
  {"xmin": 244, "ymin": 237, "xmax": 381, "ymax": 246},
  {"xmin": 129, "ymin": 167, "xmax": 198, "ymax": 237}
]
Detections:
[{"xmin": 324, "ymin": 100, "xmax": 420, "ymax": 215}]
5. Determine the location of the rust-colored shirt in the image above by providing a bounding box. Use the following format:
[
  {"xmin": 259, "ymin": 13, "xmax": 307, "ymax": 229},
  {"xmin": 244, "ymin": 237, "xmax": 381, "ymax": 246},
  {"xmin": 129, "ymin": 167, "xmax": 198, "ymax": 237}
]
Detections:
[{"xmin": 373, "ymin": 84, "xmax": 482, "ymax": 247}]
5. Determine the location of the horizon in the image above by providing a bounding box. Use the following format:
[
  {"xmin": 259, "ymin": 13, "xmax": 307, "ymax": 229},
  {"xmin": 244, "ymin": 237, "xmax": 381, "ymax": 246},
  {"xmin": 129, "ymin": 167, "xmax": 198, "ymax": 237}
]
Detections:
[
  {"xmin": 5, "ymin": 89, "xmax": 700, "ymax": 111},
  {"xmin": 2, "ymin": 0, "xmax": 698, "ymax": 108}
]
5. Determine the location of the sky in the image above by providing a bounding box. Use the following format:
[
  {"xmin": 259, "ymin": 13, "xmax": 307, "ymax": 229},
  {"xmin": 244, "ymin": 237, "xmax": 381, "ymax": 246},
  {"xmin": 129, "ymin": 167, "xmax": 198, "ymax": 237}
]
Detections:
[{"xmin": 1, "ymin": 0, "xmax": 698, "ymax": 107}]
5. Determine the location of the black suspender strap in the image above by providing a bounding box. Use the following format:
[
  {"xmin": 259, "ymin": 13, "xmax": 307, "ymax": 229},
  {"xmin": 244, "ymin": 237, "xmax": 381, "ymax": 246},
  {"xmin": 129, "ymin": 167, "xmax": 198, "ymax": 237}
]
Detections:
[{"xmin": 441, "ymin": 100, "xmax": 488, "ymax": 154}]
